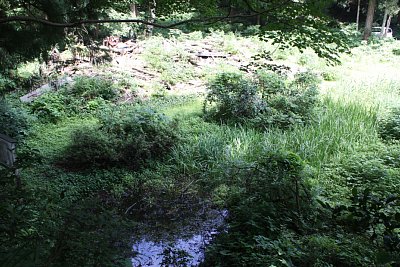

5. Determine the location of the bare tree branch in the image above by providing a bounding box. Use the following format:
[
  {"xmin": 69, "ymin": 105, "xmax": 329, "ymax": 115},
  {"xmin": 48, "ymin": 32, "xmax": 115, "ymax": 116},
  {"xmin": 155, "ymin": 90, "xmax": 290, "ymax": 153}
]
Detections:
[
  {"xmin": 0, "ymin": 1, "xmax": 294, "ymax": 29},
  {"xmin": 0, "ymin": 12, "xmax": 271, "ymax": 28}
]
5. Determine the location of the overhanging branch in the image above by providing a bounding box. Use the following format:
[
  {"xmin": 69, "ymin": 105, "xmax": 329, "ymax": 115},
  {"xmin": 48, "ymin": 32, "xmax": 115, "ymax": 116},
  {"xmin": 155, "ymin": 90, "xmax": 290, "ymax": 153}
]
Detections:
[{"xmin": 0, "ymin": 12, "xmax": 266, "ymax": 29}]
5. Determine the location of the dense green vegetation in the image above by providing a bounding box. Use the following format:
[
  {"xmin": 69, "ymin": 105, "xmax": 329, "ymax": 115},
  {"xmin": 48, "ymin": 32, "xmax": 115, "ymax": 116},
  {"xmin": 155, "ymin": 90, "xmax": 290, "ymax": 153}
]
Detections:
[{"xmin": 2, "ymin": 1, "xmax": 400, "ymax": 267}]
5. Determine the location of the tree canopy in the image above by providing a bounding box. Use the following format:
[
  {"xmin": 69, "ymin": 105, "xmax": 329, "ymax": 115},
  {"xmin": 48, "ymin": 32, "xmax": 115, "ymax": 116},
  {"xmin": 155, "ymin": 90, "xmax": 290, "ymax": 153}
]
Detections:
[{"xmin": 0, "ymin": 0, "xmax": 350, "ymax": 66}]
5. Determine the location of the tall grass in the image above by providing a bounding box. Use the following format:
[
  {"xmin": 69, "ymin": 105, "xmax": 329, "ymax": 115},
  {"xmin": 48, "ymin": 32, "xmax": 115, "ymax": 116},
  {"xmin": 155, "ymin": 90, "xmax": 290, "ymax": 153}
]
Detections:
[
  {"xmin": 165, "ymin": 96, "xmax": 379, "ymax": 175},
  {"xmin": 322, "ymin": 78, "xmax": 400, "ymax": 114},
  {"xmin": 263, "ymin": 98, "xmax": 379, "ymax": 169}
]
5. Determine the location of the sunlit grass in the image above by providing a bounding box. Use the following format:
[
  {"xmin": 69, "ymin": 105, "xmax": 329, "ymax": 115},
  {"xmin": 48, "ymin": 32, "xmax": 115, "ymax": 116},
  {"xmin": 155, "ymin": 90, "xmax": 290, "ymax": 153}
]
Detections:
[
  {"xmin": 164, "ymin": 94, "xmax": 379, "ymax": 176},
  {"xmin": 27, "ymin": 117, "xmax": 98, "ymax": 160},
  {"xmin": 263, "ymin": 98, "xmax": 379, "ymax": 169},
  {"xmin": 162, "ymin": 98, "xmax": 203, "ymax": 119}
]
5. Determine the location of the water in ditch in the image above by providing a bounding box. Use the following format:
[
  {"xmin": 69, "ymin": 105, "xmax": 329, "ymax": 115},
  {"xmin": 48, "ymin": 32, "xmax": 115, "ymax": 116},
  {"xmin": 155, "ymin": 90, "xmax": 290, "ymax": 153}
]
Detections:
[{"xmin": 131, "ymin": 206, "xmax": 227, "ymax": 267}]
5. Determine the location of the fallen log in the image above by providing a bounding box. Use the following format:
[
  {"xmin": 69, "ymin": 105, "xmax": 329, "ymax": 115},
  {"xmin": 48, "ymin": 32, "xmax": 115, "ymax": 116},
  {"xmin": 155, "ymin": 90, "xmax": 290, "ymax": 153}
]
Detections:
[
  {"xmin": 99, "ymin": 45, "xmax": 136, "ymax": 54},
  {"xmin": 20, "ymin": 77, "xmax": 74, "ymax": 103},
  {"xmin": 196, "ymin": 51, "xmax": 228, "ymax": 58}
]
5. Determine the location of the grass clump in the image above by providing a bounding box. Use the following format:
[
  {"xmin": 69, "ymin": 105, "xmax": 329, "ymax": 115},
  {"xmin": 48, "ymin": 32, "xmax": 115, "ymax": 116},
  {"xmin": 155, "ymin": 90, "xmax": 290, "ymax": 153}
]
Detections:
[
  {"xmin": 204, "ymin": 70, "xmax": 319, "ymax": 129},
  {"xmin": 265, "ymin": 98, "xmax": 379, "ymax": 168}
]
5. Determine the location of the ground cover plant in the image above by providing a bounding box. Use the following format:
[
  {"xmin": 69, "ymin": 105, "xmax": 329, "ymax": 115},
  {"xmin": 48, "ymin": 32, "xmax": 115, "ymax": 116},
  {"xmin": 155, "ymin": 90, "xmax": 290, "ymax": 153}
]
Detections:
[{"xmin": 1, "ymin": 7, "xmax": 400, "ymax": 266}]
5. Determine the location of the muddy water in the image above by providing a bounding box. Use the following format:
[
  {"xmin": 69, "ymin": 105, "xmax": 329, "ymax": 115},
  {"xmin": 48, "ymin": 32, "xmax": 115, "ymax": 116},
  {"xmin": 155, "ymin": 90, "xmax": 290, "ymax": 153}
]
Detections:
[{"xmin": 131, "ymin": 209, "xmax": 227, "ymax": 267}]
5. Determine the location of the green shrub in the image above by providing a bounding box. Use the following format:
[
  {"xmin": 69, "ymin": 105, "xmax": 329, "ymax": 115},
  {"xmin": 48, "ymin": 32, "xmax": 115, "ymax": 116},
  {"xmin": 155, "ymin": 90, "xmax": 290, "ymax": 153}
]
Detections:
[
  {"xmin": 0, "ymin": 74, "xmax": 16, "ymax": 95},
  {"xmin": 100, "ymin": 105, "xmax": 178, "ymax": 168},
  {"xmin": 204, "ymin": 150, "xmax": 317, "ymax": 266},
  {"xmin": 0, "ymin": 99, "xmax": 32, "ymax": 139},
  {"xmin": 257, "ymin": 71, "xmax": 286, "ymax": 98},
  {"xmin": 392, "ymin": 48, "xmax": 400, "ymax": 56},
  {"xmin": 321, "ymin": 70, "xmax": 339, "ymax": 81},
  {"xmin": 204, "ymin": 149, "xmax": 400, "ymax": 266},
  {"xmin": 204, "ymin": 72, "xmax": 265, "ymax": 121},
  {"xmin": 379, "ymin": 108, "xmax": 400, "ymax": 140},
  {"xmin": 29, "ymin": 78, "xmax": 118, "ymax": 122},
  {"xmin": 60, "ymin": 105, "xmax": 178, "ymax": 169},
  {"xmin": 30, "ymin": 92, "xmax": 66, "ymax": 122},
  {"xmin": 204, "ymin": 71, "xmax": 319, "ymax": 129},
  {"xmin": 70, "ymin": 76, "xmax": 118, "ymax": 101},
  {"xmin": 292, "ymin": 71, "xmax": 321, "ymax": 88},
  {"xmin": 61, "ymin": 126, "xmax": 117, "ymax": 168}
]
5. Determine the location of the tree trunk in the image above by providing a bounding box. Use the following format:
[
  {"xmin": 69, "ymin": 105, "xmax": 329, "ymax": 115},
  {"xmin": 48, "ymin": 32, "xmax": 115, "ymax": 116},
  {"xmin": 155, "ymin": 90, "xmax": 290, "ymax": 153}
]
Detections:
[
  {"xmin": 130, "ymin": 3, "xmax": 138, "ymax": 17},
  {"xmin": 381, "ymin": 8, "xmax": 388, "ymax": 36},
  {"xmin": 397, "ymin": 10, "xmax": 400, "ymax": 25},
  {"xmin": 146, "ymin": 0, "xmax": 156, "ymax": 37},
  {"xmin": 356, "ymin": 0, "xmax": 361, "ymax": 30},
  {"xmin": 385, "ymin": 15, "xmax": 392, "ymax": 36},
  {"xmin": 363, "ymin": 0, "xmax": 377, "ymax": 40}
]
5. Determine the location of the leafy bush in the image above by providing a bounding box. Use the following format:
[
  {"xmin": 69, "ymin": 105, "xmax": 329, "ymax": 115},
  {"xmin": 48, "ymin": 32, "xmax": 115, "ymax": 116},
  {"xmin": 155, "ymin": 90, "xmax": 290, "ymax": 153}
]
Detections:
[
  {"xmin": 29, "ymin": 77, "xmax": 119, "ymax": 122},
  {"xmin": 316, "ymin": 153, "xmax": 400, "ymax": 265},
  {"xmin": 204, "ymin": 71, "xmax": 319, "ymax": 129},
  {"xmin": 0, "ymin": 99, "xmax": 32, "ymax": 139},
  {"xmin": 204, "ymin": 148, "xmax": 400, "ymax": 266},
  {"xmin": 204, "ymin": 72, "xmax": 265, "ymax": 121},
  {"xmin": 204, "ymin": 150, "xmax": 317, "ymax": 266},
  {"xmin": 0, "ymin": 166, "xmax": 133, "ymax": 267},
  {"xmin": 70, "ymin": 76, "xmax": 119, "ymax": 101},
  {"xmin": 321, "ymin": 70, "xmax": 339, "ymax": 81},
  {"xmin": 61, "ymin": 126, "xmax": 117, "ymax": 168},
  {"xmin": 100, "ymin": 105, "xmax": 178, "ymax": 168},
  {"xmin": 392, "ymin": 48, "xmax": 400, "ymax": 56},
  {"xmin": 30, "ymin": 92, "xmax": 66, "ymax": 122},
  {"xmin": 379, "ymin": 108, "xmax": 400, "ymax": 140},
  {"xmin": 60, "ymin": 105, "xmax": 178, "ymax": 169},
  {"xmin": 0, "ymin": 74, "xmax": 16, "ymax": 95},
  {"xmin": 292, "ymin": 71, "xmax": 321, "ymax": 88}
]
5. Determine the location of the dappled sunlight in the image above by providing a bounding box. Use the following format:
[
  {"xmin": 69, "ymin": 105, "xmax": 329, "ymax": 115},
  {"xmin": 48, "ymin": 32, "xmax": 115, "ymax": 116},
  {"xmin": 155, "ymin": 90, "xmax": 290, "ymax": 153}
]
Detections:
[{"xmin": 2, "ymin": 1, "xmax": 400, "ymax": 265}]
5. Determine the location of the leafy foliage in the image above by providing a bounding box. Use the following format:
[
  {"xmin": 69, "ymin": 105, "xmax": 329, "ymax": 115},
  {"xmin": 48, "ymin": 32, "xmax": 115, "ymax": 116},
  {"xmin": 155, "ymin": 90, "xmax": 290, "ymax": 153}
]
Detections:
[
  {"xmin": 0, "ymin": 99, "xmax": 32, "ymax": 139},
  {"xmin": 0, "ymin": 74, "xmax": 16, "ymax": 95},
  {"xmin": 60, "ymin": 105, "xmax": 178, "ymax": 170},
  {"xmin": 379, "ymin": 108, "xmax": 400, "ymax": 140},
  {"xmin": 29, "ymin": 76, "xmax": 119, "ymax": 122},
  {"xmin": 393, "ymin": 48, "xmax": 400, "ymax": 56},
  {"xmin": 0, "ymin": 164, "xmax": 134, "ymax": 267},
  {"xmin": 30, "ymin": 92, "xmax": 66, "ymax": 123},
  {"xmin": 203, "ymin": 150, "xmax": 317, "ymax": 267},
  {"xmin": 204, "ymin": 70, "xmax": 319, "ymax": 129},
  {"xmin": 70, "ymin": 76, "xmax": 119, "ymax": 101}
]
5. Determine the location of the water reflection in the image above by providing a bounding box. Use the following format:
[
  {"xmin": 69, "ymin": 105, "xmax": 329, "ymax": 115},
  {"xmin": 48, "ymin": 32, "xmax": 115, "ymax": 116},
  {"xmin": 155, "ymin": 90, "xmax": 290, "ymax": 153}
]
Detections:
[{"xmin": 131, "ymin": 209, "xmax": 227, "ymax": 267}]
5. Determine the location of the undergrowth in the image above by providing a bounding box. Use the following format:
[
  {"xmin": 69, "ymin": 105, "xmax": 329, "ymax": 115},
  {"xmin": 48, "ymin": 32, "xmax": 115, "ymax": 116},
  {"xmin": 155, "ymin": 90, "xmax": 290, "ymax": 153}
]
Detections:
[{"xmin": 2, "ymin": 30, "xmax": 400, "ymax": 267}]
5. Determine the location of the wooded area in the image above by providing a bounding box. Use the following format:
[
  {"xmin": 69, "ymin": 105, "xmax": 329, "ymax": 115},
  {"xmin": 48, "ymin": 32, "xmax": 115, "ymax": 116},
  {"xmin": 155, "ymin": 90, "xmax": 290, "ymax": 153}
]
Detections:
[{"xmin": 1, "ymin": 1, "xmax": 400, "ymax": 266}]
